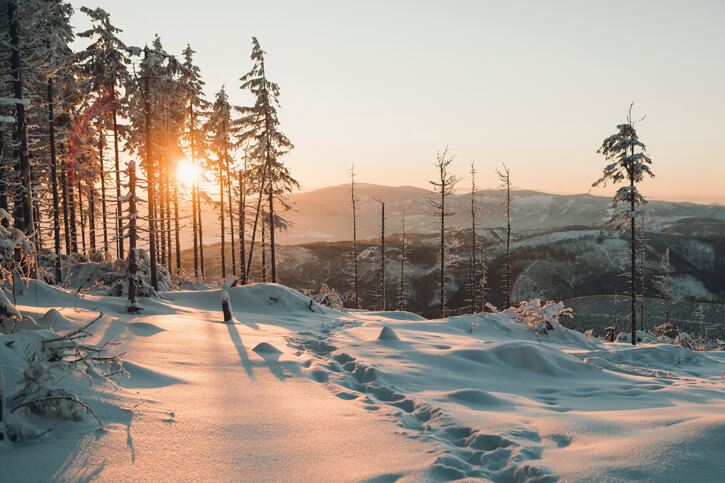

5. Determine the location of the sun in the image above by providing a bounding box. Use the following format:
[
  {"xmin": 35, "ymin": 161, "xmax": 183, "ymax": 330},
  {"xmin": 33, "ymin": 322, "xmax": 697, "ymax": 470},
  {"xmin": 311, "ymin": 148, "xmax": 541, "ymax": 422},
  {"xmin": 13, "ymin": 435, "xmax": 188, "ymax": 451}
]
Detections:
[{"xmin": 176, "ymin": 160, "xmax": 199, "ymax": 187}]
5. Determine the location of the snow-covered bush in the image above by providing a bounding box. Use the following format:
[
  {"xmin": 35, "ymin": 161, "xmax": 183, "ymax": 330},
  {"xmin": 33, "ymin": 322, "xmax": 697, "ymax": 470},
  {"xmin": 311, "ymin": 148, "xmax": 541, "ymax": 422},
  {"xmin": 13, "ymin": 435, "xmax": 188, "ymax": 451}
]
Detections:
[
  {"xmin": 0, "ymin": 312, "xmax": 123, "ymax": 442},
  {"xmin": 64, "ymin": 251, "xmax": 176, "ymax": 297},
  {"xmin": 309, "ymin": 284, "xmax": 344, "ymax": 310},
  {"xmin": 512, "ymin": 299, "xmax": 573, "ymax": 342}
]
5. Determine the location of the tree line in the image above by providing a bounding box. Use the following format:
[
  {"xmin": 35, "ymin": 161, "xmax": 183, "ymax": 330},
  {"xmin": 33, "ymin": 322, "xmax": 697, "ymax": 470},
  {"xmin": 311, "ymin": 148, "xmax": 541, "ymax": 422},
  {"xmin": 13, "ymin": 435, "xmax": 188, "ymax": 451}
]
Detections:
[{"xmin": 0, "ymin": 2, "xmax": 295, "ymax": 311}]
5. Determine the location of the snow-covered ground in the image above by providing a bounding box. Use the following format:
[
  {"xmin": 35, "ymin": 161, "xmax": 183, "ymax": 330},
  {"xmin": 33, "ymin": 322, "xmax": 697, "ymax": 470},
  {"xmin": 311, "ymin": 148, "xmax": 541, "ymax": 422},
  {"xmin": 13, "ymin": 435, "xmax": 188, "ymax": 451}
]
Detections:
[{"xmin": 2, "ymin": 282, "xmax": 724, "ymax": 481}]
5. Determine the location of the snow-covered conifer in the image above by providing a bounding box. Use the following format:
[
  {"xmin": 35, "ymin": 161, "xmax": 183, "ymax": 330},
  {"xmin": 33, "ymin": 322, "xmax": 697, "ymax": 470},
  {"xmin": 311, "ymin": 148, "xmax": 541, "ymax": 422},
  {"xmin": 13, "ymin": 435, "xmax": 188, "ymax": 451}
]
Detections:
[
  {"xmin": 235, "ymin": 37, "xmax": 297, "ymax": 283},
  {"xmin": 593, "ymin": 104, "xmax": 654, "ymax": 345}
]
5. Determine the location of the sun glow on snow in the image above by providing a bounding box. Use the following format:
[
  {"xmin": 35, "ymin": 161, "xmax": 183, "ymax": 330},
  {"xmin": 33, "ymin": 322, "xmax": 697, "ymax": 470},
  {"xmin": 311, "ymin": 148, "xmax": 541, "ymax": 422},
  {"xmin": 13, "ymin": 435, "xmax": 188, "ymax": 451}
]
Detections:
[{"xmin": 176, "ymin": 160, "xmax": 199, "ymax": 187}]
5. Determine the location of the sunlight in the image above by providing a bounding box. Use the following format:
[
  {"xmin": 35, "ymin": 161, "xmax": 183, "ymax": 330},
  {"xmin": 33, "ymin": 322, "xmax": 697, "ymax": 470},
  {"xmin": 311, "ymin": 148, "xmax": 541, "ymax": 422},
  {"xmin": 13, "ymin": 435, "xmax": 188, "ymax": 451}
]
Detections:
[{"xmin": 176, "ymin": 160, "xmax": 199, "ymax": 187}]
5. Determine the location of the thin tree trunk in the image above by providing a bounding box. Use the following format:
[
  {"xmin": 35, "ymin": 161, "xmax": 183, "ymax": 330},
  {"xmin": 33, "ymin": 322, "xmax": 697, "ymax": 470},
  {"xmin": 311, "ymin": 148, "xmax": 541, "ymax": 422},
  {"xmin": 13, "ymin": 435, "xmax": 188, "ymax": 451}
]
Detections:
[
  {"xmin": 268, "ymin": 186, "xmax": 276, "ymax": 283},
  {"xmin": 440, "ymin": 181, "xmax": 445, "ymax": 317},
  {"xmin": 219, "ymin": 154, "xmax": 226, "ymax": 279},
  {"xmin": 173, "ymin": 183, "xmax": 181, "ymax": 275},
  {"xmin": 192, "ymin": 176, "xmax": 199, "ymax": 280},
  {"xmin": 399, "ymin": 214, "xmax": 405, "ymax": 311},
  {"xmin": 100, "ymin": 130, "xmax": 108, "ymax": 257},
  {"xmin": 165, "ymin": 171, "xmax": 172, "ymax": 271},
  {"xmin": 630, "ymin": 173, "xmax": 637, "ymax": 345},
  {"xmin": 261, "ymin": 215, "xmax": 266, "ymax": 283},
  {"xmin": 113, "ymin": 106, "xmax": 124, "ymax": 259},
  {"xmin": 198, "ymin": 178, "xmax": 205, "ymax": 279},
  {"xmin": 505, "ymin": 178, "xmax": 511, "ymax": 309},
  {"xmin": 245, "ymin": 159, "xmax": 270, "ymax": 281},
  {"xmin": 143, "ymin": 54, "xmax": 158, "ymax": 290},
  {"xmin": 48, "ymin": 78, "xmax": 62, "ymax": 282},
  {"xmin": 238, "ymin": 169, "xmax": 247, "ymax": 285},
  {"xmin": 9, "ymin": 0, "xmax": 33, "ymax": 237},
  {"xmin": 89, "ymin": 185, "xmax": 96, "ymax": 254},
  {"xmin": 380, "ymin": 201, "xmax": 386, "ymax": 311},
  {"xmin": 78, "ymin": 179, "xmax": 86, "ymax": 255},
  {"xmin": 60, "ymin": 152, "xmax": 71, "ymax": 255},
  {"xmin": 226, "ymin": 157, "xmax": 236, "ymax": 276},
  {"xmin": 127, "ymin": 161, "xmax": 140, "ymax": 312},
  {"xmin": 189, "ymin": 101, "xmax": 199, "ymax": 281},
  {"xmin": 67, "ymin": 160, "xmax": 77, "ymax": 254}
]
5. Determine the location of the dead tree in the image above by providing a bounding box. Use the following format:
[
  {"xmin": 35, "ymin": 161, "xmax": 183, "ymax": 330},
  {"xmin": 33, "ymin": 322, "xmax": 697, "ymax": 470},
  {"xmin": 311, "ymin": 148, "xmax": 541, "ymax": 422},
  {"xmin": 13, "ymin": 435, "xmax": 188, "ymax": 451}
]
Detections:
[
  {"xmin": 496, "ymin": 164, "xmax": 512, "ymax": 308},
  {"xmin": 428, "ymin": 148, "xmax": 459, "ymax": 318}
]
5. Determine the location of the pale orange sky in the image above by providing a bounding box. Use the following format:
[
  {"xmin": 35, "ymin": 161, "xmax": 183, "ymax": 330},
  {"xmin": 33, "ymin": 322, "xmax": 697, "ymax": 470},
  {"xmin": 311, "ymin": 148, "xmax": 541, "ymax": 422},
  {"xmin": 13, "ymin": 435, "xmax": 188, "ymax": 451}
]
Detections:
[{"xmin": 70, "ymin": 0, "xmax": 725, "ymax": 204}]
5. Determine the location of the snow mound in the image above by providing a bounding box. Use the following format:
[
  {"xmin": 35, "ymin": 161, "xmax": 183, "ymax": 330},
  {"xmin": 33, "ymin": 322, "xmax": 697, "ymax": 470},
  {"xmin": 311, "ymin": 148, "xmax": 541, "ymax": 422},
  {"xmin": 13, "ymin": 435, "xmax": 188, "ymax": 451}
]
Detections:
[
  {"xmin": 368, "ymin": 311, "xmax": 426, "ymax": 321},
  {"xmin": 444, "ymin": 389, "xmax": 512, "ymax": 409},
  {"xmin": 118, "ymin": 361, "xmax": 184, "ymax": 388},
  {"xmin": 253, "ymin": 342, "xmax": 282, "ymax": 354},
  {"xmin": 38, "ymin": 308, "xmax": 73, "ymax": 330},
  {"xmin": 127, "ymin": 322, "xmax": 165, "ymax": 336},
  {"xmin": 377, "ymin": 326, "xmax": 400, "ymax": 341}
]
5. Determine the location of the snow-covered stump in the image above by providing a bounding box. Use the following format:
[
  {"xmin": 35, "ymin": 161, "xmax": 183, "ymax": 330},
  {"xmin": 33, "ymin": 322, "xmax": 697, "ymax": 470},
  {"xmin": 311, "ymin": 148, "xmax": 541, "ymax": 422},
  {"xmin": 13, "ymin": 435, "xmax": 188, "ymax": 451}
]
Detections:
[{"xmin": 221, "ymin": 291, "xmax": 233, "ymax": 323}]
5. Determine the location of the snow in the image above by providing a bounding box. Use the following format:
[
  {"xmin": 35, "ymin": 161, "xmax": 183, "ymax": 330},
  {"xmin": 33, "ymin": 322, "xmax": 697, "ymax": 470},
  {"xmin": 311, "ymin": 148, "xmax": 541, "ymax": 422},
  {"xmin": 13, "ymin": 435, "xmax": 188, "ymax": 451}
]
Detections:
[{"xmin": 1, "ymin": 281, "xmax": 724, "ymax": 480}]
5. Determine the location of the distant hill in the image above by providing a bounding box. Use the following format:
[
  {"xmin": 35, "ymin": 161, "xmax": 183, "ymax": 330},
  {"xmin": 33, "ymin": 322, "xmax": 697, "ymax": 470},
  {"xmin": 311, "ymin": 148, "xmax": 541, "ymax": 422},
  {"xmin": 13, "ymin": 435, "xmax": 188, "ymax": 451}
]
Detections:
[{"xmin": 192, "ymin": 184, "xmax": 725, "ymax": 246}]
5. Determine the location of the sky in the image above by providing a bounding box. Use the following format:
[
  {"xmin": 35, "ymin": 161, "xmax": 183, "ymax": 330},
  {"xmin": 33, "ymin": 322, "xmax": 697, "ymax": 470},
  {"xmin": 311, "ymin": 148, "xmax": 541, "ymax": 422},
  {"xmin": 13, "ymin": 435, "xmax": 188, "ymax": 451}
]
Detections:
[{"xmin": 69, "ymin": 0, "xmax": 725, "ymax": 204}]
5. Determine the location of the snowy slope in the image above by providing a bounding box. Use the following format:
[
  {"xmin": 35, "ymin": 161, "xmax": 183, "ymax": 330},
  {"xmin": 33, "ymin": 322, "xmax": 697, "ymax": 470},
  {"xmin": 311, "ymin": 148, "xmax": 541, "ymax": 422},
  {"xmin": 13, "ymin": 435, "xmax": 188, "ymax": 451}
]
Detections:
[{"xmin": 2, "ymin": 282, "xmax": 724, "ymax": 481}]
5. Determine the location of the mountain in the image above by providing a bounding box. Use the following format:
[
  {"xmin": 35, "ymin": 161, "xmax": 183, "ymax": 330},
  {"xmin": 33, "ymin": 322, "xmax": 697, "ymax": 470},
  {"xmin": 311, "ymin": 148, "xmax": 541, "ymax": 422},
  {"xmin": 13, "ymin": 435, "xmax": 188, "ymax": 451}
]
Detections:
[{"xmin": 194, "ymin": 184, "xmax": 725, "ymax": 246}]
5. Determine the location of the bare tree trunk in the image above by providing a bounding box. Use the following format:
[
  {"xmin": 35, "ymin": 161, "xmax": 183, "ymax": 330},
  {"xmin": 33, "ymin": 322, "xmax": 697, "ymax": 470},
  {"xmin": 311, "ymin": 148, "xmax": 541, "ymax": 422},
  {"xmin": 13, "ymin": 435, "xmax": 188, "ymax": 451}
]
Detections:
[
  {"xmin": 245, "ymin": 159, "xmax": 270, "ymax": 281},
  {"xmin": 398, "ymin": 213, "xmax": 406, "ymax": 311},
  {"xmin": 78, "ymin": 179, "xmax": 86, "ymax": 255},
  {"xmin": 113, "ymin": 106, "xmax": 123, "ymax": 259},
  {"xmin": 261, "ymin": 215, "xmax": 267, "ymax": 283},
  {"xmin": 66, "ymin": 160, "xmax": 78, "ymax": 254},
  {"xmin": 99, "ymin": 130, "xmax": 108, "ymax": 258},
  {"xmin": 630, "ymin": 173, "xmax": 637, "ymax": 345},
  {"xmin": 197, "ymin": 178, "xmax": 205, "ymax": 280},
  {"xmin": 268, "ymin": 187, "xmax": 276, "ymax": 283},
  {"xmin": 238, "ymin": 169, "xmax": 247, "ymax": 285},
  {"xmin": 192, "ymin": 177, "xmax": 199, "ymax": 280},
  {"xmin": 219, "ymin": 155, "xmax": 226, "ymax": 279},
  {"xmin": 226, "ymin": 157, "xmax": 236, "ymax": 276},
  {"xmin": 60, "ymin": 153, "xmax": 71, "ymax": 255},
  {"xmin": 9, "ymin": 0, "xmax": 34, "ymax": 238},
  {"xmin": 173, "ymin": 183, "xmax": 181, "ymax": 275},
  {"xmin": 89, "ymin": 184, "xmax": 96, "ymax": 254},
  {"xmin": 48, "ymin": 78, "xmax": 62, "ymax": 282},
  {"xmin": 142, "ymin": 53, "xmax": 158, "ymax": 290},
  {"xmin": 350, "ymin": 165, "xmax": 360, "ymax": 309},
  {"xmin": 127, "ymin": 161, "xmax": 140, "ymax": 313},
  {"xmin": 378, "ymin": 200, "xmax": 386, "ymax": 311}
]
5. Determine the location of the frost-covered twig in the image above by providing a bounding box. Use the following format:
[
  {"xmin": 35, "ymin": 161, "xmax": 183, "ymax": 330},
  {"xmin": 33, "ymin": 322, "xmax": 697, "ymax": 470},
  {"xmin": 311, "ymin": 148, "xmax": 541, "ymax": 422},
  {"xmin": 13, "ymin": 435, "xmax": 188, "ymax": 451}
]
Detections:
[{"xmin": 11, "ymin": 395, "xmax": 102, "ymax": 427}]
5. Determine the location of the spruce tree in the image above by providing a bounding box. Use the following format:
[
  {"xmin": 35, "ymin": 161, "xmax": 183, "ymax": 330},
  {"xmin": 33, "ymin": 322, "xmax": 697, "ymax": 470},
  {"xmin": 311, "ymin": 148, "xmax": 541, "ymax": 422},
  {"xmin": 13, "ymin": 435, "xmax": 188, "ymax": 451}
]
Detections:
[
  {"xmin": 204, "ymin": 87, "xmax": 235, "ymax": 279},
  {"xmin": 76, "ymin": 7, "xmax": 132, "ymax": 260},
  {"xmin": 180, "ymin": 45, "xmax": 209, "ymax": 281},
  {"xmin": 236, "ymin": 37, "xmax": 296, "ymax": 283},
  {"xmin": 593, "ymin": 104, "xmax": 654, "ymax": 346}
]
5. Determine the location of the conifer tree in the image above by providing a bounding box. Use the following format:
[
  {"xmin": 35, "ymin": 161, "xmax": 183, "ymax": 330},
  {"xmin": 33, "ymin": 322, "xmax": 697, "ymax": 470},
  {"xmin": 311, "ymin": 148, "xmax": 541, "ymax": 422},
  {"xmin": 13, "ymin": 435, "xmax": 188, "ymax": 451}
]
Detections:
[
  {"xmin": 205, "ymin": 87, "xmax": 234, "ymax": 279},
  {"xmin": 180, "ymin": 45, "xmax": 209, "ymax": 281},
  {"xmin": 593, "ymin": 105, "xmax": 654, "ymax": 345},
  {"xmin": 236, "ymin": 37, "xmax": 296, "ymax": 283},
  {"xmin": 76, "ymin": 7, "xmax": 132, "ymax": 260}
]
